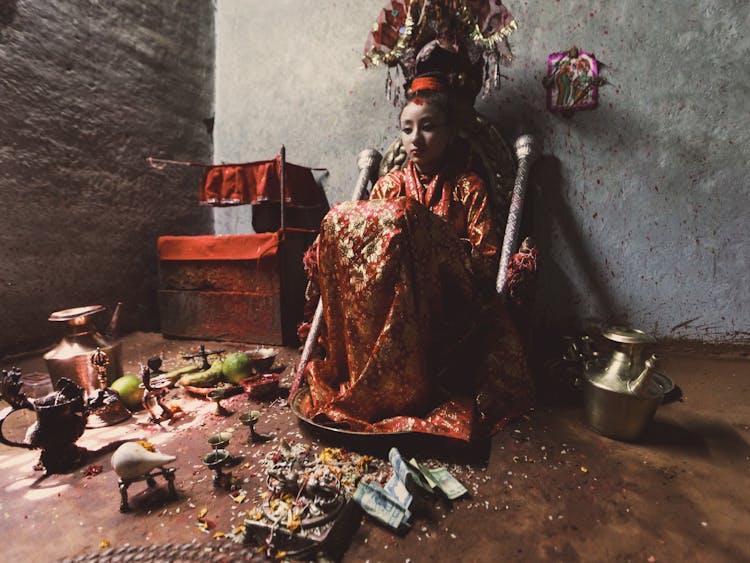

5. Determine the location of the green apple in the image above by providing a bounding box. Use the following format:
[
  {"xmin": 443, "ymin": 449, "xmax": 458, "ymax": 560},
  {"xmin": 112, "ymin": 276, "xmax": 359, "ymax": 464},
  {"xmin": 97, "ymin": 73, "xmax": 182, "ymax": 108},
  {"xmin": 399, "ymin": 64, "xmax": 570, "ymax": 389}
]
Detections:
[
  {"xmin": 222, "ymin": 352, "xmax": 252, "ymax": 384},
  {"xmin": 110, "ymin": 375, "xmax": 144, "ymax": 410}
]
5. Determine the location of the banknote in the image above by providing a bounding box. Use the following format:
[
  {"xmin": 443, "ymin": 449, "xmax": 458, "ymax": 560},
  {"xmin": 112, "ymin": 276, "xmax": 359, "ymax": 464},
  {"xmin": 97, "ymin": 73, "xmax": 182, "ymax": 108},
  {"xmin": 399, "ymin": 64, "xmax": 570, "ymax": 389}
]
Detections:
[
  {"xmin": 353, "ymin": 481, "xmax": 411, "ymax": 529},
  {"xmin": 429, "ymin": 467, "xmax": 468, "ymax": 500},
  {"xmin": 384, "ymin": 472, "xmax": 413, "ymax": 510},
  {"xmin": 409, "ymin": 458, "xmax": 438, "ymax": 489},
  {"xmin": 389, "ymin": 448, "xmax": 432, "ymax": 494}
]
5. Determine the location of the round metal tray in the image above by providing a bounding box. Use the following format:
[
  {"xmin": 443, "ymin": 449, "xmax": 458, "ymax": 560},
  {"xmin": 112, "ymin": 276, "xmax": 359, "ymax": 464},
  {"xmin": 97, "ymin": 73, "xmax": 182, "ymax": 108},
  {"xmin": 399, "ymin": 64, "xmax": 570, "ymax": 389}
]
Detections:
[{"xmin": 289, "ymin": 387, "xmax": 412, "ymax": 438}]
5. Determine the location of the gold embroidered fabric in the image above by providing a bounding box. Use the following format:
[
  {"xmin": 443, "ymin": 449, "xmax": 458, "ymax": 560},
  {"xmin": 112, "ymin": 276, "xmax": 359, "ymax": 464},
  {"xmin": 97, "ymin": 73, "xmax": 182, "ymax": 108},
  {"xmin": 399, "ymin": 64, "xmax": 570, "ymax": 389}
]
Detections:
[{"xmin": 301, "ymin": 163, "xmax": 533, "ymax": 440}]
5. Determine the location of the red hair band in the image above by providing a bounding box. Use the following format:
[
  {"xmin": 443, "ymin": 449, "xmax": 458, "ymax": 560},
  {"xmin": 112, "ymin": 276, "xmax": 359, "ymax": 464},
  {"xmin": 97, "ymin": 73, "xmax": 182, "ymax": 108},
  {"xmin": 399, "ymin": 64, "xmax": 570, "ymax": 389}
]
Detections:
[{"xmin": 408, "ymin": 76, "xmax": 446, "ymax": 95}]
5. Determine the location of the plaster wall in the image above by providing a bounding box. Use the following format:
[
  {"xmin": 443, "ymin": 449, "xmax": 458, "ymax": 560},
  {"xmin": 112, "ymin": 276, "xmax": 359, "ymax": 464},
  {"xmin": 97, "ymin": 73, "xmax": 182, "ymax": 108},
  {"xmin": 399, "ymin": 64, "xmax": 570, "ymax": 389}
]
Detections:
[
  {"xmin": 214, "ymin": 1, "xmax": 749, "ymax": 342},
  {"xmin": 0, "ymin": 0, "xmax": 215, "ymax": 356}
]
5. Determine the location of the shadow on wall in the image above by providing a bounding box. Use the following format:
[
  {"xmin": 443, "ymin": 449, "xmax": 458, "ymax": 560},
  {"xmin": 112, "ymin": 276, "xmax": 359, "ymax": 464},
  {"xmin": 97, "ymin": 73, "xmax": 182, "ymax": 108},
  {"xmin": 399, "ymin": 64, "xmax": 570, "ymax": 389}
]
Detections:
[
  {"xmin": 478, "ymin": 75, "xmax": 616, "ymax": 336},
  {"xmin": 492, "ymin": 61, "xmax": 717, "ymax": 328},
  {"xmin": 527, "ymin": 155, "xmax": 617, "ymax": 329}
]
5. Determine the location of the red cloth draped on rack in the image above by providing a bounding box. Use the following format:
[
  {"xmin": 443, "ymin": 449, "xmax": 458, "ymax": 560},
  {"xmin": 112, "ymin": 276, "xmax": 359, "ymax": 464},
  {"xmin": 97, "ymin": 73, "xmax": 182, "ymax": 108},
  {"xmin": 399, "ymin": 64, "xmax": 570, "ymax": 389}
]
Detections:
[
  {"xmin": 199, "ymin": 155, "xmax": 329, "ymax": 232},
  {"xmin": 200, "ymin": 155, "xmax": 326, "ymax": 208},
  {"xmin": 299, "ymin": 161, "xmax": 534, "ymax": 441}
]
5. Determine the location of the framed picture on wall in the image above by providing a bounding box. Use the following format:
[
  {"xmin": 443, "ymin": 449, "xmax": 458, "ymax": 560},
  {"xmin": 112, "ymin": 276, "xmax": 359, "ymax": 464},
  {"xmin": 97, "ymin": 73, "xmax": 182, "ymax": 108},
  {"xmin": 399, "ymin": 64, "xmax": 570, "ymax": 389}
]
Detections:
[{"xmin": 545, "ymin": 47, "xmax": 600, "ymax": 113}]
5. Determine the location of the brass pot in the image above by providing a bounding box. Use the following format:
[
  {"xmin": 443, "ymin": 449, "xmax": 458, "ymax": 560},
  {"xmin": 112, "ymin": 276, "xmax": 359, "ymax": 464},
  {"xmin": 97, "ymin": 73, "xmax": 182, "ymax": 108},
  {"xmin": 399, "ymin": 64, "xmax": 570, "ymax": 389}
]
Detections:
[
  {"xmin": 43, "ymin": 305, "xmax": 123, "ymax": 397},
  {"xmin": 582, "ymin": 328, "xmax": 673, "ymax": 441}
]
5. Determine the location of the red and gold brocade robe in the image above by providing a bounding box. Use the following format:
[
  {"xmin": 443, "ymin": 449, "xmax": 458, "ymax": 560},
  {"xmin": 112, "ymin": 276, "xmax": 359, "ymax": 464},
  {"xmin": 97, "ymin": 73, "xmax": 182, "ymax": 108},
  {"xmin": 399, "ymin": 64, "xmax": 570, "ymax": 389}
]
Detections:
[{"xmin": 301, "ymin": 161, "xmax": 533, "ymax": 440}]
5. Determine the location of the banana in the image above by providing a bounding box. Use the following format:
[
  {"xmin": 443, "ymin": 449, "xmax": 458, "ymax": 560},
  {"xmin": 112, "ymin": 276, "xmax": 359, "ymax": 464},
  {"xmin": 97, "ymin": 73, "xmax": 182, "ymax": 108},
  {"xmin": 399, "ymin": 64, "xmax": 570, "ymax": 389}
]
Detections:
[
  {"xmin": 178, "ymin": 360, "xmax": 224, "ymax": 388},
  {"xmin": 151, "ymin": 365, "xmax": 200, "ymax": 388}
]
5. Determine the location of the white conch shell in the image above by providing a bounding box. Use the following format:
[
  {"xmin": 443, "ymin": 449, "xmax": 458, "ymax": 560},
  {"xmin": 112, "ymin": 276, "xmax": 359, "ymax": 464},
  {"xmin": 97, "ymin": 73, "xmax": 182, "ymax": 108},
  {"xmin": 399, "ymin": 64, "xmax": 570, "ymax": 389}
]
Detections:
[{"xmin": 111, "ymin": 442, "xmax": 176, "ymax": 480}]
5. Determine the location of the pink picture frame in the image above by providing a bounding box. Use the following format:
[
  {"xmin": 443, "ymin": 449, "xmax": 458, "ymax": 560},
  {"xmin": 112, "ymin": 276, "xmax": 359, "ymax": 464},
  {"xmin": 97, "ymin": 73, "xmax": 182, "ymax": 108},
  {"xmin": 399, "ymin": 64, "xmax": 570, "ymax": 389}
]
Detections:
[{"xmin": 546, "ymin": 49, "xmax": 600, "ymax": 113}]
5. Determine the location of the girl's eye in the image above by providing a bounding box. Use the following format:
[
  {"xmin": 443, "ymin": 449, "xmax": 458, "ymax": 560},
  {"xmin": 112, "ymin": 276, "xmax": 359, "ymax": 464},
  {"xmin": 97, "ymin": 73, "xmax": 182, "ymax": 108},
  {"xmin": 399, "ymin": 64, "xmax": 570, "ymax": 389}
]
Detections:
[
  {"xmin": 401, "ymin": 127, "xmax": 413, "ymax": 135},
  {"xmin": 421, "ymin": 123, "xmax": 434, "ymax": 132}
]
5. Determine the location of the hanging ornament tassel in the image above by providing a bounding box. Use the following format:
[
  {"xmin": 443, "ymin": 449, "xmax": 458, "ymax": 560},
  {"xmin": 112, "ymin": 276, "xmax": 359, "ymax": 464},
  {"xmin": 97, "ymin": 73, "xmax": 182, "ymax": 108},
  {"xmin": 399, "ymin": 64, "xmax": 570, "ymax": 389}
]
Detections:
[
  {"xmin": 481, "ymin": 57, "xmax": 492, "ymax": 98},
  {"xmin": 493, "ymin": 53, "xmax": 501, "ymax": 90},
  {"xmin": 392, "ymin": 65, "xmax": 402, "ymax": 107}
]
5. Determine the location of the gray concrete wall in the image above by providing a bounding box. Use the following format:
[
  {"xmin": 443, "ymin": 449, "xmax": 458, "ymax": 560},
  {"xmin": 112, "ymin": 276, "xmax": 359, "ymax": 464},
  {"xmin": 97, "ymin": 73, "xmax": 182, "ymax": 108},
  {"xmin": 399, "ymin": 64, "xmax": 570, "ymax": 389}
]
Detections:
[
  {"xmin": 216, "ymin": 0, "xmax": 749, "ymax": 342},
  {"xmin": 0, "ymin": 0, "xmax": 215, "ymax": 356}
]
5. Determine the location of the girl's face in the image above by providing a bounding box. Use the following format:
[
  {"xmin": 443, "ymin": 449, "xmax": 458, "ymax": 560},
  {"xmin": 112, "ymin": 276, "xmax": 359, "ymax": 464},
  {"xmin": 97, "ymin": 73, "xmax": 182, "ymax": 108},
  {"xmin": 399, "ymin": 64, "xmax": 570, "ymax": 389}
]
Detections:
[{"xmin": 400, "ymin": 100, "xmax": 452, "ymax": 175}]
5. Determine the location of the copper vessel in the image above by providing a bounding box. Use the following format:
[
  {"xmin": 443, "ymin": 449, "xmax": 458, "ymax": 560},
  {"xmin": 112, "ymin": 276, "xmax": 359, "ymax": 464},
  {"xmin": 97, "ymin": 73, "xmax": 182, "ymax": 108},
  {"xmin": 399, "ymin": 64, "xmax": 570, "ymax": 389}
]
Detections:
[{"xmin": 43, "ymin": 305, "xmax": 123, "ymax": 396}]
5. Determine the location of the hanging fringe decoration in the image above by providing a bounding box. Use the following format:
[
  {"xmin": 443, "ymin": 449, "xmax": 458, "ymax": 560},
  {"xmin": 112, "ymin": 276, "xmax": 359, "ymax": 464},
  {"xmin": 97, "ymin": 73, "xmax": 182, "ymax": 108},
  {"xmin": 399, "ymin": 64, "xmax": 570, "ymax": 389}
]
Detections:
[
  {"xmin": 384, "ymin": 66, "xmax": 405, "ymax": 107},
  {"xmin": 385, "ymin": 66, "xmax": 394, "ymax": 100}
]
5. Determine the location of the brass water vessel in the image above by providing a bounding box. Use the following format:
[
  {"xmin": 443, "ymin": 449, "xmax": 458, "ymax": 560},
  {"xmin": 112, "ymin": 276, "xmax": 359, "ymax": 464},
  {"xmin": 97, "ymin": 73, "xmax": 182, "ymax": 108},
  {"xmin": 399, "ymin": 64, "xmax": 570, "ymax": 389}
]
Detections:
[{"xmin": 43, "ymin": 304, "xmax": 123, "ymax": 396}]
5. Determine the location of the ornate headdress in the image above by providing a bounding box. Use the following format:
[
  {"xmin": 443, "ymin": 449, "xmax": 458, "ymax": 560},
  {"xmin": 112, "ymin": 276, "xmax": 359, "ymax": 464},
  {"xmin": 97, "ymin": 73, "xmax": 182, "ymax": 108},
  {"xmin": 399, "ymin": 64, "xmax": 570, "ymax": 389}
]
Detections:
[{"xmin": 363, "ymin": 0, "xmax": 517, "ymax": 102}]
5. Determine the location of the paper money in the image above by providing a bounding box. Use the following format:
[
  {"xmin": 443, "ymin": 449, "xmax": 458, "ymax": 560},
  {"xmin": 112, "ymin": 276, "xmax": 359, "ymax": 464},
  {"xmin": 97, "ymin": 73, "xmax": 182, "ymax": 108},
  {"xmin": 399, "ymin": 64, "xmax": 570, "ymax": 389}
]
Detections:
[
  {"xmin": 389, "ymin": 448, "xmax": 432, "ymax": 494},
  {"xmin": 353, "ymin": 481, "xmax": 411, "ymax": 529},
  {"xmin": 409, "ymin": 458, "xmax": 438, "ymax": 489},
  {"xmin": 384, "ymin": 472, "xmax": 413, "ymax": 509},
  {"xmin": 429, "ymin": 467, "xmax": 468, "ymax": 500}
]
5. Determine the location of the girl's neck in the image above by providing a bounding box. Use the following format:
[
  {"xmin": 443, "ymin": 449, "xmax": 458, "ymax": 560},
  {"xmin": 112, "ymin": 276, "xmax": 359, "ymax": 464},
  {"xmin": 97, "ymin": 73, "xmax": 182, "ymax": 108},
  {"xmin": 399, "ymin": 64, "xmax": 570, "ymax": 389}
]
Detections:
[{"xmin": 414, "ymin": 161, "xmax": 440, "ymax": 178}]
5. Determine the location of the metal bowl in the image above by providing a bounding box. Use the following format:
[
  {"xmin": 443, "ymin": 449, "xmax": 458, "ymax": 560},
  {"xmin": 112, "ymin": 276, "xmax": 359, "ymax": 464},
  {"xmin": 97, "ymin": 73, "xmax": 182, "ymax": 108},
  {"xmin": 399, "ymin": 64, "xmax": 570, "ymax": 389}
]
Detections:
[
  {"xmin": 246, "ymin": 347, "xmax": 278, "ymax": 372},
  {"xmin": 202, "ymin": 449, "xmax": 229, "ymax": 469},
  {"xmin": 207, "ymin": 432, "xmax": 231, "ymax": 449}
]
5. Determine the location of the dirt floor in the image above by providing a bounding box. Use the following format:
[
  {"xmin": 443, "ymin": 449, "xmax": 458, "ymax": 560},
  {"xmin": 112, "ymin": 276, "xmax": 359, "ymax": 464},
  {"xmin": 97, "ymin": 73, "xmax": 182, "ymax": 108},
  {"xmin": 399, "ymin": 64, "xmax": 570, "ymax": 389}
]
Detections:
[{"xmin": 1, "ymin": 332, "xmax": 748, "ymax": 562}]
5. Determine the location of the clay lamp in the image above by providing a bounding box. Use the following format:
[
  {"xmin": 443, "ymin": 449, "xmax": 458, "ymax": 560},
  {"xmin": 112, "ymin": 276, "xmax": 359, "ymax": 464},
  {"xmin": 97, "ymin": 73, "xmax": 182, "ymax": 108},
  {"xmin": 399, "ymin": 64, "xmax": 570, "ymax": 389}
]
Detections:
[
  {"xmin": 239, "ymin": 410, "xmax": 271, "ymax": 444},
  {"xmin": 202, "ymin": 449, "xmax": 230, "ymax": 487},
  {"xmin": 207, "ymin": 389, "xmax": 231, "ymax": 416},
  {"xmin": 207, "ymin": 431, "xmax": 231, "ymax": 452}
]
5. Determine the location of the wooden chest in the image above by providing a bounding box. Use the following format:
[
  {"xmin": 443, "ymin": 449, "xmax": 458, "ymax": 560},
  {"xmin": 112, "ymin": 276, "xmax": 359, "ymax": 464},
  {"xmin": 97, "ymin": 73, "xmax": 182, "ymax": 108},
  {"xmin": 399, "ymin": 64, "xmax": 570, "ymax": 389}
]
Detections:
[{"xmin": 157, "ymin": 229, "xmax": 316, "ymax": 345}]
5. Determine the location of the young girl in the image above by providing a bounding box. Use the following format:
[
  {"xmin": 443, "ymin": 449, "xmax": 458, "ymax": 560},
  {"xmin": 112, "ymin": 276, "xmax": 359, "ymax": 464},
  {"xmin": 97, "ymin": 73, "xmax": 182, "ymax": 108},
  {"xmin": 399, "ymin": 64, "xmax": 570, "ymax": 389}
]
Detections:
[{"xmin": 300, "ymin": 74, "xmax": 533, "ymax": 440}]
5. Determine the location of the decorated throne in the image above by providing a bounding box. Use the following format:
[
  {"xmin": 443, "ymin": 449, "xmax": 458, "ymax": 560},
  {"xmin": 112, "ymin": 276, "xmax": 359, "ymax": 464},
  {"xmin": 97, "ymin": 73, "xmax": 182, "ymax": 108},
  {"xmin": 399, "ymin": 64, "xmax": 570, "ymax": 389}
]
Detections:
[{"xmin": 290, "ymin": 1, "xmax": 540, "ymax": 427}]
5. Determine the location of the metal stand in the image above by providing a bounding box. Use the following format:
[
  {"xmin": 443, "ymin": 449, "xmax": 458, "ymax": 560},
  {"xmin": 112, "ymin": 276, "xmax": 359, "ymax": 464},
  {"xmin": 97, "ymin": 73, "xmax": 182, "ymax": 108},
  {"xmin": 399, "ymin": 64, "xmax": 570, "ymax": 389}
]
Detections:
[{"xmin": 118, "ymin": 466, "xmax": 177, "ymax": 513}]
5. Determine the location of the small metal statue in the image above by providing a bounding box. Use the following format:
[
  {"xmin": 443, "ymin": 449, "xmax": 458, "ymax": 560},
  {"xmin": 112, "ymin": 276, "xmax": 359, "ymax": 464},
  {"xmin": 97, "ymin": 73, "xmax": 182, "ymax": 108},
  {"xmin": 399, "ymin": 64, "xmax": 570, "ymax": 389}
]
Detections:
[
  {"xmin": 0, "ymin": 368, "xmax": 89, "ymax": 473},
  {"xmin": 559, "ymin": 334, "xmax": 600, "ymax": 386},
  {"xmin": 140, "ymin": 359, "xmax": 174, "ymax": 424},
  {"xmin": 182, "ymin": 344, "xmax": 225, "ymax": 370},
  {"xmin": 86, "ymin": 348, "xmax": 131, "ymax": 428}
]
